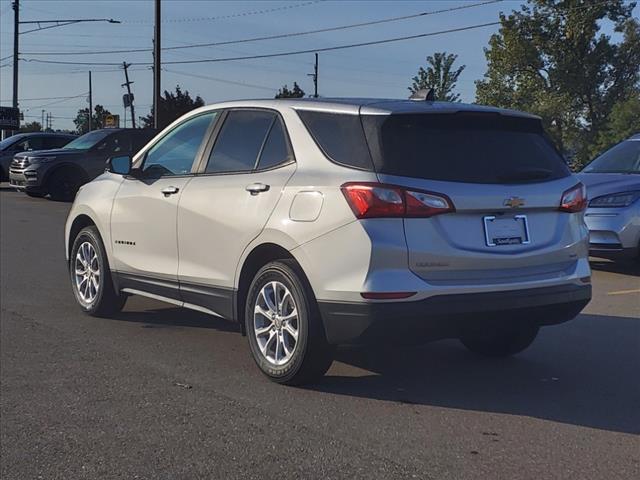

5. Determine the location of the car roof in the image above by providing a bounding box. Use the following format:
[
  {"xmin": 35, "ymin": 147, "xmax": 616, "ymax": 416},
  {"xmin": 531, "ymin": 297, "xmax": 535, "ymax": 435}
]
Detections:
[
  {"xmin": 11, "ymin": 132, "xmax": 76, "ymax": 138},
  {"xmin": 629, "ymin": 133, "xmax": 640, "ymax": 141},
  {"xmin": 193, "ymin": 97, "xmax": 540, "ymax": 119}
]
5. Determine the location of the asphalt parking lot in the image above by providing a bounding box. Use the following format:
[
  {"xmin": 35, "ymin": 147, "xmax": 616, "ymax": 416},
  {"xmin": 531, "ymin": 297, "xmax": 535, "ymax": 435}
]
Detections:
[{"xmin": 1, "ymin": 185, "xmax": 638, "ymax": 480}]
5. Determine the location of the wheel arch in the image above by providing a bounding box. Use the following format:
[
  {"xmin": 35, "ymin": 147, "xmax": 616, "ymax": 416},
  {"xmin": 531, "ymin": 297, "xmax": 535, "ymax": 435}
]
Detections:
[
  {"xmin": 42, "ymin": 162, "xmax": 89, "ymax": 188},
  {"xmin": 67, "ymin": 214, "xmax": 97, "ymax": 260},
  {"xmin": 235, "ymin": 242, "xmax": 312, "ymax": 336}
]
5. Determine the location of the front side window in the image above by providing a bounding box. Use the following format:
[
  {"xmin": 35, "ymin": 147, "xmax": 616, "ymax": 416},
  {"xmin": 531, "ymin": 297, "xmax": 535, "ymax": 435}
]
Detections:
[
  {"xmin": 206, "ymin": 110, "xmax": 275, "ymax": 173},
  {"xmin": 142, "ymin": 112, "xmax": 216, "ymax": 177}
]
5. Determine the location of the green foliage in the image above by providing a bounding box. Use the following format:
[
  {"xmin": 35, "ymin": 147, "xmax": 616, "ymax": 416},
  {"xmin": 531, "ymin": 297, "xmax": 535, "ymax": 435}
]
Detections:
[
  {"xmin": 141, "ymin": 85, "xmax": 205, "ymax": 130},
  {"xmin": 19, "ymin": 121, "xmax": 42, "ymax": 133},
  {"xmin": 74, "ymin": 105, "xmax": 112, "ymax": 134},
  {"xmin": 475, "ymin": 0, "xmax": 640, "ymax": 166},
  {"xmin": 275, "ymin": 82, "xmax": 305, "ymax": 99},
  {"xmin": 590, "ymin": 91, "xmax": 640, "ymax": 158},
  {"xmin": 409, "ymin": 52, "xmax": 466, "ymax": 101}
]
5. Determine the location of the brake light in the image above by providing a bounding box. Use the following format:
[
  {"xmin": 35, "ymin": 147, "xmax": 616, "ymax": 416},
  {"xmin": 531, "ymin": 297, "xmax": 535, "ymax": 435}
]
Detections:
[
  {"xmin": 341, "ymin": 182, "xmax": 454, "ymax": 219},
  {"xmin": 559, "ymin": 183, "xmax": 587, "ymax": 213}
]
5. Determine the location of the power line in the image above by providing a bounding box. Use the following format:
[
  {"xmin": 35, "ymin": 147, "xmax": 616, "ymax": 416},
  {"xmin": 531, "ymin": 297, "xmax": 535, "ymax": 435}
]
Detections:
[
  {"xmin": 163, "ymin": 68, "xmax": 276, "ymax": 92},
  {"xmin": 124, "ymin": 0, "xmax": 322, "ymax": 24},
  {"xmin": 22, "ymin": 21, "xmax": 502, "ymax": 67},
  {"xmin": 24, "ymin": 93, "xmax": 89, "ymax": 112},
  {"xmin": 19, "ymin": 0, "xmax": 503, "ymax": 56}
]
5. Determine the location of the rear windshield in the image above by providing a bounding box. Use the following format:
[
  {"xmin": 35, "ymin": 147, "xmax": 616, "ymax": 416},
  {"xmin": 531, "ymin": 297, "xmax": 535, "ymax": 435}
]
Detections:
[
  {"xmin": 363, "ymin": 113, "xmax": 570, "ymax": 184},
  {"xmin": 582, "ymin": 140, "xmax": 640, "ymax": 173}
]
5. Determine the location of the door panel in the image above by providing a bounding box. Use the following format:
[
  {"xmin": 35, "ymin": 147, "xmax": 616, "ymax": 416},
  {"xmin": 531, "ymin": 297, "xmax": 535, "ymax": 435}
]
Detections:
[
  {"xmin": 111, "ymin": 176, "xmax": 193, "ymax": 287},
  {"xmin": 177, "ymin": 165, "xmax": 296, "ymax": 300},
  {"xmin": 109, "ymin": 111, "xmax": 218, "ymax": 291}
]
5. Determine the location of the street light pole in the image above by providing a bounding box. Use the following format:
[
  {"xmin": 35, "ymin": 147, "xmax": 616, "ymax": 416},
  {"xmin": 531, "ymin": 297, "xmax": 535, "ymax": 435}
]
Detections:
[
  {"xmin": 12, "ymin": 13, "xmax": 120, "ymax": 126},
  {"xmin": 12, "ymin": 0, "xmax": 19, "ymax": 110},
  {"xmin": 88, "ymin": 71, "xmax": 93, "ymax": 132},
  {"xmin": 153, "ymin": 0, "xmax": 161, "ymax": 129}
]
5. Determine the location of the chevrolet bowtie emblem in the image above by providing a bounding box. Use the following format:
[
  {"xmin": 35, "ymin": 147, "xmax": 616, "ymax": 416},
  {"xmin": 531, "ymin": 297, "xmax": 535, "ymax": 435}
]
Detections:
[{"xmin": 504, "ymin": 197, "xmax": 525, "ymax": 208}]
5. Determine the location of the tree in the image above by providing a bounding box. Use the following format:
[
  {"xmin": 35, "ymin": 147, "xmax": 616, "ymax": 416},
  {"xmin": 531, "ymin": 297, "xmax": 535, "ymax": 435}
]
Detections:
[
  {"xmin": 275, "ymin": 82, "xmax": 305, "ymax": 99},
  {"xmin": 475, "ymin": 0, "xmax": 640, "ymax": 165},
  {"xmin": 19, "ymin": 121, "xmax": 42, "ymax": 133},
  {"xmin": 590, "ymin": 90, "xmax": 640, "ymax": 158},
  {"xmin": 408, "ymin": 52, "xmax": 466, "ymax": 101},
  {"xmin": 141, "ymin": 85, "xmax": 205, "ymax": 130},
  {"xmin": 74, "ymin": 105, "xmax": 112, "ymax": 134}
]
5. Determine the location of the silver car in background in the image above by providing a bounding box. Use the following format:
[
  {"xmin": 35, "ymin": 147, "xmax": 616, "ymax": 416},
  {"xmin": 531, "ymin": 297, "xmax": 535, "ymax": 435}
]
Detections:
[{"xmin": 579, "ymin": 134, "xmax": 640, "ymax": 260}]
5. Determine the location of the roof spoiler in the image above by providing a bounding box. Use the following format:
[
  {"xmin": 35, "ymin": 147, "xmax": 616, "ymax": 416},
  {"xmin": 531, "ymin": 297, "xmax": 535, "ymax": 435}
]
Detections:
[{"xmin": 409, "ymin": 88, "xmax": 435, "ymax": 102}]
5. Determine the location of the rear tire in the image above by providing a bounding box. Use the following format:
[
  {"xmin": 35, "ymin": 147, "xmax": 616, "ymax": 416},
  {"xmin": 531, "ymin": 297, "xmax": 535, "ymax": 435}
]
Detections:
[
  {"xmin": 48, "ymin": 169, "xmax": 83, "ymax": 202},
  {"xmin": 245, "ymin": 260, "xmax": 334, "ymax": 385},
  {"xmin": 70, "ymin": 226, "xmax": 127, "ymax": 317},
  {"xmin": 460, "ymin": 324, "xmax": 539, "ymax": 357},
  {"xmin": 26, "ymin": 190, "xmax": 46, "ymax": 198}
]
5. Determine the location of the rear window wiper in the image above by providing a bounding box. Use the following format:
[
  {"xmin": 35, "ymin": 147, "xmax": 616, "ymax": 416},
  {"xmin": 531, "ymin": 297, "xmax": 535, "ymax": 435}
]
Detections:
[{"xmin": 497, "ymin": 168, "xmax": 552, "ymax": 182}]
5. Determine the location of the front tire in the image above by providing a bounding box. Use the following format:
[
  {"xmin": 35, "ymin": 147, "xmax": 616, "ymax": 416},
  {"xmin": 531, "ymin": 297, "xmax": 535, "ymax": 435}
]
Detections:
[
  {"xmin": 70, "ymin": 226, "xmax": 127, "ymax": 316},
  {"xmin": 245, "ymin": 260, "xmax": 333, "ymax": 385},
  {"xmin": 460, "ymin": 324, "xmax": 539, "ymax": 357},
  {"xmin": 49, "ymin": 169, "xmax": 83, "ymax": 202}
]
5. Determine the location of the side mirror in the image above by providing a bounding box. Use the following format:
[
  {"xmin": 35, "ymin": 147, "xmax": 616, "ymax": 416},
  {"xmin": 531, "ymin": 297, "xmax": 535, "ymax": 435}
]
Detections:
[{"xmin": 106, "ymin": 155, "xmax": 132, "ymax": 175}]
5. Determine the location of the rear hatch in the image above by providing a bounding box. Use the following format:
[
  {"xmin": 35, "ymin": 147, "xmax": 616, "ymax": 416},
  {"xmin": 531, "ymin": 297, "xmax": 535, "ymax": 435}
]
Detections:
[{"xmin": 361, "ymin": 111, "xmax": 582, "ymax": 285}]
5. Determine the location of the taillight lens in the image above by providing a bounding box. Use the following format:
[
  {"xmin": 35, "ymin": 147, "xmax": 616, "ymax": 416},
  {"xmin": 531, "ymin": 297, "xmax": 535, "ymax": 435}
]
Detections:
[
  {"xmin": 559, "ymin": 183, "xmax": 587, "ymax": 213},
  {"xmin": 341, "ymin": 182, "xmax": 455, "ymax": 219}
]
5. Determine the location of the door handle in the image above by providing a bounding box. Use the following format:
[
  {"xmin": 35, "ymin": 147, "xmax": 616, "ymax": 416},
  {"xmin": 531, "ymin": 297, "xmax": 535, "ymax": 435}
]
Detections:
[
  {"xmin": 245, "ymin": 183, "xmax": 270, "ymax": 195},
  {"xmin": 161, "ymin": 186, "xmax": 180, "ymax": 197}
]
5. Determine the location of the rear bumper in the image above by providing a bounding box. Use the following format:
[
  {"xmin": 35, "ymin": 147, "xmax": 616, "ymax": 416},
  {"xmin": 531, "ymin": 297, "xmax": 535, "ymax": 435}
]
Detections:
[{"xmin": 318, "ymin": 283, "xmax": 591, "ymax": 344}]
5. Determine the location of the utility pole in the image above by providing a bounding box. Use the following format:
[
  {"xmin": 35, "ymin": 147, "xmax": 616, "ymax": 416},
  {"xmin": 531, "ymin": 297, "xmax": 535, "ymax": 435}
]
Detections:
[
  {"xmin": 122, "ymin": 62, "xmax": 136, "ymax": 128},
  {"xmin": 153, "ymin": 0, "xmax": 161, "ymax": 129},
  {"xmin": 88, "ymin": 70, "xmax": 93, "ymax": 132},
  {"xmin": 41, "ymin": 109, "xmax": 44, "ymax": 129},
  {"xmin": 12, "ymin": 0, "xmax": 19, "ymax": 114},
  {"xmin": 307, "ymin": 53, "xmax": 318, "ymax": 98}
]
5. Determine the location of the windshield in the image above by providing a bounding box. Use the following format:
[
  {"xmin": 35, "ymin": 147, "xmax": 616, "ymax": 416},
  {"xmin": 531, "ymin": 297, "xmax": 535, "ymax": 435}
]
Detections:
[
  {"xmin": 0, "ymin": 136, "xmax": 21, "ymax": 151},
  {"xmin": 64, "ymin": 130, "xmax": 113, "ymax": 150},
  {"xmin": 582, "ymin": 140, "xmax": 640, "ymax": 173},
  {"xmin": 362, "ymin": 113, "xmax": 570, "ymax": 184}
]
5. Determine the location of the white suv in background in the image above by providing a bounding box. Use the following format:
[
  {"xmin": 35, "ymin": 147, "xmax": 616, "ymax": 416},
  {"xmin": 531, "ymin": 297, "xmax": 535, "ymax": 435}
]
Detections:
[{"xmin": 65, "ymin": 98, "xmax": 592, "ymax": 385}]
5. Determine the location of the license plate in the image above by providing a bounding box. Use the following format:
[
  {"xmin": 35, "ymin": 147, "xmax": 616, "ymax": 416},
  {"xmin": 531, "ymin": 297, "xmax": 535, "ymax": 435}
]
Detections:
[{"xmin": 483, "ymin": 215, "xmax": 530, "ymax": 247}]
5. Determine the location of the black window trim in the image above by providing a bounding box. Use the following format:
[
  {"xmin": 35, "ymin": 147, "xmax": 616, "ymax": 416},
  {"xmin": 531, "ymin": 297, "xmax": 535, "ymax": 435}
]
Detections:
[
  {"xmin": 130, "ymin": 110, "xmax": 221, "ymax": 180},
  {"xmin": 195, "ymin": 107, "xmax": 296, "ymax": 177}
]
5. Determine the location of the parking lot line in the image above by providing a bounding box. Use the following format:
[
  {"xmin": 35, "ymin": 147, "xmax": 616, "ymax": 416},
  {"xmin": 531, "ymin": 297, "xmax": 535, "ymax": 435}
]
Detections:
[{"xmin": 606, "ymin": 288, "xmax": 640, "ymax": 296}]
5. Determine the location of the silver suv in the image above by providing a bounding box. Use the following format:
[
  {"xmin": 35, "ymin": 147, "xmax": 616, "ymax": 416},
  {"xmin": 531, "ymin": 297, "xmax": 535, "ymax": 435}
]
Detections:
[{"xmin": 65, "ymin": 98, "xmax": 592, "ymax": 385}]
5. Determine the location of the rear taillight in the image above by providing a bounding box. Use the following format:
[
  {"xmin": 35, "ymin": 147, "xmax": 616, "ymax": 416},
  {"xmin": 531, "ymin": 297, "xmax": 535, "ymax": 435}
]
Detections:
[
  {"xmin": 341, "ymin": 182, "xmax": 455, "ymax": 219},
  {"xmin": 559, "ymin": 183, "xmax": 587, "ymax": 213}
]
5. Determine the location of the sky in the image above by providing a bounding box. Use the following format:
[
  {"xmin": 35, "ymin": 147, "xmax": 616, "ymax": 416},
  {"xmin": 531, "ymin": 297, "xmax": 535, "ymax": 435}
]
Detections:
[{"xmin": 0, "ymin": 0, "xmax": 637, "ymax": 131}]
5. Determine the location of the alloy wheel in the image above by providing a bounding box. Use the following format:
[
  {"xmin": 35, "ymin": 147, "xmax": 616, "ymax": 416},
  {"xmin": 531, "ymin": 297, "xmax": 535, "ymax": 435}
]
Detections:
[
  {"xmin": 74, "ymin": 241, "xmax": 100, "ymax": 304},
  {"xmin": 253, "ymin": 281, "xmax": 299, "ymax": 366}
]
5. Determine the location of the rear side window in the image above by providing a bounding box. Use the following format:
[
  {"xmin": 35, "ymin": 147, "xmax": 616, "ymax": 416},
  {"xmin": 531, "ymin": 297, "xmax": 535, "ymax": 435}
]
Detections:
[
  {"xmin": 363, "ymin": 113, "xmax": 570, "ymax": 184},
  {"xmin": 297, "ymin": 110, "xmax": 373, "ymax": 170},
  {"xmin": 206, "ymin": 110, "xmax": 275, "ymax": 173},
  {"xmin": 257, "ymin": 118, "xmax": 293, "ymax": 170},
  {"xmin": 45, "ymin": 136, "xmax": 72, "ymax": 149}
]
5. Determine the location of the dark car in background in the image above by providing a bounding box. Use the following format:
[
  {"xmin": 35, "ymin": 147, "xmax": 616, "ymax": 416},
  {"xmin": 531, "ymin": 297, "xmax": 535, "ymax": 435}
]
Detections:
[
  {"xmin": 578, "ymin": 134, "xmax": 640, "ymax": 260},
  {"xmin": 9, "ymin": 128, "xmax": 157, "ymax": 201},
  {"xmin": 0, "ymin": 132, "xmax": 76, "ymax": 181}
]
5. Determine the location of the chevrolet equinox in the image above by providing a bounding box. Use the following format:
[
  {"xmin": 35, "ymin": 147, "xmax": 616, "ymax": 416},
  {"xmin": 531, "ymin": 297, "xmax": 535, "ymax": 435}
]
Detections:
[{"xmin": 65, "ymin": 98, "xmax": 592, "ymax": 385}]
